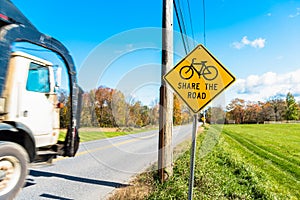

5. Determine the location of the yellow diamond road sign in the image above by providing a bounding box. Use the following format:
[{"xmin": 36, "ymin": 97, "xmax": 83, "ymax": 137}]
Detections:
[{"xmin": 164, "ymin": 44, "xmax": 235, "ymax": 113}]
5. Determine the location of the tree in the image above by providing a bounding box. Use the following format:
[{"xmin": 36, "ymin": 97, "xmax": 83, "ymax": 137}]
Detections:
[
  {"xmin": 149, "ymin": 104, "xmax": 159, "ymax": 125},
  {"xmin": 128, "ymin": 101, "xmax": 144, "ymax": 127},
  {"xmin": 258, "ymin": 102, "xmax": 275, "ymax": 122},
  {"xmin": 80, "ymin": 90, "xmax": 99, "ymax": 127},
  {"xmin": 58, "ymin": 89, "xmax": 70, "ymax": 128},
  {"xmin": 226, "ymin": 98, "xmax": 246, "ymax": 124},
  {"xmin": 268, "ymin": 97, "xmax": 286, "ymax": 121},
  {"xmin": 60, "ymin": 97, "xmax": 70, "ymax": 128},
  {"xmin": 285, "ymin": 92, "xmax": 299, "ymax": 120},
  {"xmin": 112, "ymin": 90, "xmax": 127, "ymax": 127},
  {"xmin": 244, "ymin": 101, "xmax": 261, "ymax": 123},
  {"xmin": 173, "ymin": 94, "xmax": 182, "ymax": 125},
  {"xmin": 206, "ymin": 106, "xmax": 226, "ymax": 124},
  {"xmin": 95, "ymin": 86, "xmax": 117, "ymax": 127},
  {"xmin": 140, "ymin": 105, "xmax": 150, "ymax": 126}
]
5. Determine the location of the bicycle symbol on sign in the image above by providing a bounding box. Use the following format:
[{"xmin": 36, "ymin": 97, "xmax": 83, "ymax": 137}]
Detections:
[{"xmin": 179, "ymin": 58, "xmax": 218, "ymax": 81}]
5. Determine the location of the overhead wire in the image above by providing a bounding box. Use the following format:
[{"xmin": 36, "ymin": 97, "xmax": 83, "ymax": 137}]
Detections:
[
  {"xmin": 173, "ymin": 0, "xmax": 203, "ymax": 53},
  {"xmin": 177, "ymin": 0, "xmax": 191, "ymax": 52},
  {"xmin": 173, "ymin": 0, "xmax": 188, "ymax": 54}
]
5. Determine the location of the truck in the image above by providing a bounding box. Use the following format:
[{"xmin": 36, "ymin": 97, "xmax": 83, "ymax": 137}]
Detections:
[{"xmin": 0, "ymin": 1, "xmax": 82, "ymax": 199}]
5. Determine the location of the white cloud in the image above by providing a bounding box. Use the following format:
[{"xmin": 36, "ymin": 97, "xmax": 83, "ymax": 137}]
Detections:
[
  {"xmin": 251, "ymin": 38, "xmax": 266, "ymax": 48},
  {"xmin": 289, "ymin": 8, "xmax": 300, "ymax": 18},
  {"xmin": 267, "ymin": 13, "xmax": 272, "ymax": 17},
  {"xmin": 232, "ymin": 36, "xmax": 266, "ymax": 49},
  {"xmin": 231, "ymin": 41, "xmax": 243, "ymax": 49},
  {"xmin": 226, "ymin": 69, "xmax": 300, "ymax": 102}
]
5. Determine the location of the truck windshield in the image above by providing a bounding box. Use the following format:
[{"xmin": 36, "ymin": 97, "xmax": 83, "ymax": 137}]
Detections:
[{"xmin": 26, "ymin": 62, "xmax": 50, "ymax": 93}]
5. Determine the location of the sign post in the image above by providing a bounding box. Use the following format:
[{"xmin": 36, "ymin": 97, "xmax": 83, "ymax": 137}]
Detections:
[
  {"xmin": 188, "ymin": 114, "xmax": 198, "ymax": 200},
  {"xmin": 164, "ymin": 44, "xmax": 235, "ymax": 200}
]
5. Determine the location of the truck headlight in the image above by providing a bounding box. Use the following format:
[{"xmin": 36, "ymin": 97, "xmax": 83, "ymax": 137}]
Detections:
[{"xmin": 0, "ymin": 98, "xmax": 6, "ymax": 113}]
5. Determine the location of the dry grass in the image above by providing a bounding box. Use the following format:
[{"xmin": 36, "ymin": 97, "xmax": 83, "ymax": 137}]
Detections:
[{"xmin": 107, "ymin": 171, "xmax": 155, "ymax": 200}]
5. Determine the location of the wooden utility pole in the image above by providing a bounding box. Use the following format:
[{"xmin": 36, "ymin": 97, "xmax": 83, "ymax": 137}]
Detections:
[{"xmin": 158, "ymin": 0, "xmax": 173, "ymax": 182}]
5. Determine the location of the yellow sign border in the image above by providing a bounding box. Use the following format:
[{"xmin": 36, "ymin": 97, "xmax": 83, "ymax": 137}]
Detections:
[{"xmin": 164, "ymin": 44, "xmax": 236, "ymax": 113}]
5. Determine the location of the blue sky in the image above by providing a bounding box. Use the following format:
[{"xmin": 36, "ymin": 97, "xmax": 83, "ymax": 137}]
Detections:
[{"xmin": 11, "ymin": 0, "xmax": 300, "ymax": 106}]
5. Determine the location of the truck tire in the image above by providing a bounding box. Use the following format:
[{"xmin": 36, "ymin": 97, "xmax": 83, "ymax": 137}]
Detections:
[{"xmin": 0, "ymin": 142, "xmax": 29, "ymax": 200}]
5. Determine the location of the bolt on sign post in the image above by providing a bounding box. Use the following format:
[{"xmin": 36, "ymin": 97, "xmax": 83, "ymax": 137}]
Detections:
[{"xmin": 164, "ymin": 44, "xmax": 235, "ymax": 200}]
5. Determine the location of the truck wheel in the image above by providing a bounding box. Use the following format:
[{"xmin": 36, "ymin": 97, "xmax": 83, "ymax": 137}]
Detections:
[{"xmin": 0, "ymin": 142, "xmax": 29, "ymax": 200}]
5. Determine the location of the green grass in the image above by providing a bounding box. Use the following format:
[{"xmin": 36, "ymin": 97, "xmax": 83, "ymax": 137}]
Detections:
[
  {"xmin": 147, "ymin": 124, "xmax": 300, "ymax": 200},
  {"xmin": 58, "ymin": 128, "xmax": 155, "ymax": 142},
  {"xmin": 222, "ymin": 124, "xmax": 300, "ymax": 199}
]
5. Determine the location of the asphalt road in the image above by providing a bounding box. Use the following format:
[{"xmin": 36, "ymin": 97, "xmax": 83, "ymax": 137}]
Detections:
[{"xmin": 16, "ymin": 124, "xmax": 193, "ymax": 200}]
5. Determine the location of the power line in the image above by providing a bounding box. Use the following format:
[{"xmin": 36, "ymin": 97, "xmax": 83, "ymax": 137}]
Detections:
[
  {"xmin": 177, "ymin": 0, "xmax": 190, "ymax": 52},
  {"xmin": 173, "ymin": 0, "xmax": 188, "ymax": 54}
]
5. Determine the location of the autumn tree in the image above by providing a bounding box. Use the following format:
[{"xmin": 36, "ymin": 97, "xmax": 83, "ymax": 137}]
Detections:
[
  {"xmin": 60, "ymin": 97, "xmax": 70, "ymax": 128},
  {"xmin": 127, "ymin": 101, "xmax": 150, "ymax": 127},
  {"xmin": 80, "ymin": 90, "xmax": 99, "ymax": 127},
  {"xmin": 173, "ymin": 94, "xmax": 182, "ymax": 125},
  {"xmin": 111, "ymin": 90, "xmax": 127, "ymax": 127},
  {"xmin": 140, "ymin": 105, "xmax": 150, "ymax": 126},
  {"xmin": 94, "ymin": 86, "xmax": 117, "ymax": 127},
  {"xmin": 244, "ymin": 101, "xmax": 261, "ymax": 123},
  {"xmin": 258, "ymin": 102, "xmax": 275, "ymax": 122},
  {"xmin": 180, "ymin": 105, "xmax": 193, "ymax": 124},
  {"xmin": 58, "ymin": 89, "xmax": 70, "ymax": 128},
  {"xmin": 223, "ymin": 94, "xmax": 300, "ymax": 124},
  {"xmin": 226, "ymin": 98, "xmax": 246, "ymax": 124}
]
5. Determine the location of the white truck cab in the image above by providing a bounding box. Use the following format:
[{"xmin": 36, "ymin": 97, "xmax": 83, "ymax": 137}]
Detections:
[
  {"xmin": 3, "ymin": 52, "xmax": 61, "ymax": 147},
  {"xmin": 0, "ymin": 1, "xmax": 82, "ymax": 199}
]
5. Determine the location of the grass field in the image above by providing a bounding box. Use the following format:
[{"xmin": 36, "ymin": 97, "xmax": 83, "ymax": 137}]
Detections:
[
  {"xmin": 115, "ymin": 124, "xmax": 300, "ymax": 200},
  {"xmin": 58, "ymin": 131, "xmax": 129, "ymax": 142},
  {"xmin": 58, "ymin": 127, "xmax": 154, "ymax": 142},
  {"xmin": 222, "ymin": 124, "xmax": 300, "ymax": 199}
]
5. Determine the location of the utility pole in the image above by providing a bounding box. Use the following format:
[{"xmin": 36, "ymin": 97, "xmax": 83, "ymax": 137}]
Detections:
[{"xmin": 158, "ymin": 0, "xmax": 173, "ymax": 182}]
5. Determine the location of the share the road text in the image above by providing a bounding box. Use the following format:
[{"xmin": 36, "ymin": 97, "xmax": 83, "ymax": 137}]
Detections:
[{"xmin": 177, "ymin": 82, "xmax": 218, "ymax": 99}]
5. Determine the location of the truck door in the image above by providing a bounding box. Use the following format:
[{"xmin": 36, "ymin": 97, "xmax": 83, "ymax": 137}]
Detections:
[{"xmin": 21, "ymin": 62, "xmax": 57, "ymax": 147}]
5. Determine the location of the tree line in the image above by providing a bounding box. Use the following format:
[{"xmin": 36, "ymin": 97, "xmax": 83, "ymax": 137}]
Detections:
[
  {"xmin": 60, "ymin": 86, "xmax": 193, "ymax": 128},
  {"xmin": 60, "ymin": 87, "xmax": 300, "ymax": 128},
  {"xmin": 206, "ymin": 92, "xmax": 300, "ymax": 124}
]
